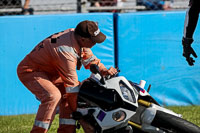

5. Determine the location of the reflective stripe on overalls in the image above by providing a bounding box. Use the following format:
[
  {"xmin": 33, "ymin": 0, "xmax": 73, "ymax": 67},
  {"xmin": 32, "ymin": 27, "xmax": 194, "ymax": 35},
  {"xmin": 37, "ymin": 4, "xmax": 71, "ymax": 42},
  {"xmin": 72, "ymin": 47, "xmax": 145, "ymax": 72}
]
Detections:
[
  {"xmin": 81, "ymin": 55, "xmax": 97, "ymax": 66},
  {"xmin": 59, "ymin": 85, "xmax": 80, "ymax": 126},
  {"xmin": 65, "ymin": 85, "xmax": 80, "ymax": 93},
  {"xmin": 59, "ymin": 118, "xmax": 76, "ymax": 125},
  {"xmin": 34, "ymin": 120, "xmax": 50, "ymax": 130}
]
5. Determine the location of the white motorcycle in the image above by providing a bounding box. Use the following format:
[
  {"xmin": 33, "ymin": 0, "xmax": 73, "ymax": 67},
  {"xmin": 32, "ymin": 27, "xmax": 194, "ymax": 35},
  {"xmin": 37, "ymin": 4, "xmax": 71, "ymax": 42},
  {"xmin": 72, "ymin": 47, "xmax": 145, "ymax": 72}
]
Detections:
[{"xmin": 73, "ymin": 64, "xmax": 200, "ymax": 133}]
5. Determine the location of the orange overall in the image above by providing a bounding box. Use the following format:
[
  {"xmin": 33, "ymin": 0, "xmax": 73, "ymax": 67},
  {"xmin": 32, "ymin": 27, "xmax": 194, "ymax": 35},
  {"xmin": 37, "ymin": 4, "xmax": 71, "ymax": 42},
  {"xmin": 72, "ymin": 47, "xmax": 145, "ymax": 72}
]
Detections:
[{"xmin": 17, "ymin": 29, "xmax": 107, "ymax": 133}]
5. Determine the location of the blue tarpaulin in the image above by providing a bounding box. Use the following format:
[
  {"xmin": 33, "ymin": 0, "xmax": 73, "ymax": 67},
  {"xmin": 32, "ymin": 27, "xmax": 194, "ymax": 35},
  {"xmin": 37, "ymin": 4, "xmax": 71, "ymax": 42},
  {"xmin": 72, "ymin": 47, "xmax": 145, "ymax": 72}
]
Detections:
[
  {"xmin": 117, "ymin": 11, "xmax": 200, "ymax": 106},
  {"xmin": 0, "ymin": 13, "xmax": 114, "ymax": 115},
  {"xmin": 1, "ymin": 11, "xmax": 200, "ymax": 115}
]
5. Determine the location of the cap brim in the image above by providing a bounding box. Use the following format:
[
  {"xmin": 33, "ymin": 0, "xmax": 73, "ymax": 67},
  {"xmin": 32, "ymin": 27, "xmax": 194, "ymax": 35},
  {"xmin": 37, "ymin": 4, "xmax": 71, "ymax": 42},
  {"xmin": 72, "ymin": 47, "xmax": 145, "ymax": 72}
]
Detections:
[{"xmin": 91, "ymin": 32, "xmax": 106, "ymax": 43}]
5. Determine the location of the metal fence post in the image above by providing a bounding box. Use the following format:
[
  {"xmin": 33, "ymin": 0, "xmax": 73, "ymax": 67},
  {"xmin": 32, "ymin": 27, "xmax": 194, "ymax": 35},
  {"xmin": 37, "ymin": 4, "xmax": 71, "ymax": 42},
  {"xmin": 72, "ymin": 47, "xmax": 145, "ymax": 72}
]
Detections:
[{"xmin": 77, "ymin": 0, "xmax": 82, "ymax": 13}]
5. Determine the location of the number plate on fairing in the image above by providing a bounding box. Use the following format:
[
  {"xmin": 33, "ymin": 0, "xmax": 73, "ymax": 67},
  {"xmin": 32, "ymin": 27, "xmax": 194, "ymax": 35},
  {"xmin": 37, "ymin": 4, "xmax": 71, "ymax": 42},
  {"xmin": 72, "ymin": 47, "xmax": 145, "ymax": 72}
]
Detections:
[{"xmin": 97, "ymin": 110, "xmax": 106, "ymax": 121}]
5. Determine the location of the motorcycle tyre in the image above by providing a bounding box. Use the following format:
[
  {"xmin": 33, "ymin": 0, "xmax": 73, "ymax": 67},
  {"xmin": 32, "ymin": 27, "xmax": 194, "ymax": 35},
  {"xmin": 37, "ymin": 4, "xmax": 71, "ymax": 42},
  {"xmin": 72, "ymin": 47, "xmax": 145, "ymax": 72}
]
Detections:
[
  {"xmin": 151, "ymin": 110, "xmax": 200, "ymax": 133},
  {"xmin": 129, "ymin": 126, "xmax": 146, "ymax": 133}
]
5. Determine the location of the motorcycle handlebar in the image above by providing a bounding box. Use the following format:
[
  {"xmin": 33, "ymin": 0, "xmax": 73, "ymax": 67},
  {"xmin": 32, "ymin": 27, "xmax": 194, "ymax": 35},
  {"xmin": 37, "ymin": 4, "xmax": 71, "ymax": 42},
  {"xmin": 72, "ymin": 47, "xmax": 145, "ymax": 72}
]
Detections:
[
  {"xmin": 90, "ymin": 64, "xmax": 120, "ymax": 83},
  {"xmin": 105, "ymin": 68, "xmax": 120, "ymax": 80}
]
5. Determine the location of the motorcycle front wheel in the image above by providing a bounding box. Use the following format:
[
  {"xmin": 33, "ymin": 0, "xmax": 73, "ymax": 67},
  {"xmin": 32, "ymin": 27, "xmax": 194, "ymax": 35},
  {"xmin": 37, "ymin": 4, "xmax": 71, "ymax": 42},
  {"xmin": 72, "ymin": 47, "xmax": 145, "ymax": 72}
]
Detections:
[{"xmin": 151, "ymin": 110, "xmax": 200, "ymax": 133}]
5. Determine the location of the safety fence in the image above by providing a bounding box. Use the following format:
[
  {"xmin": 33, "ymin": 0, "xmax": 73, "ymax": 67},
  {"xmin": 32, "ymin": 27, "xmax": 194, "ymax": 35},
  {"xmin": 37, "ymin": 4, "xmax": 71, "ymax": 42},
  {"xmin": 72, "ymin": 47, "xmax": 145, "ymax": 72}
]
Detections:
[
  {"xmin": 0, "ymin": 0, "xmax": 189, "ymax": 15},
  {"xmin": 0, "ymin": 11, "xmax": 200, "ymax": 115}
]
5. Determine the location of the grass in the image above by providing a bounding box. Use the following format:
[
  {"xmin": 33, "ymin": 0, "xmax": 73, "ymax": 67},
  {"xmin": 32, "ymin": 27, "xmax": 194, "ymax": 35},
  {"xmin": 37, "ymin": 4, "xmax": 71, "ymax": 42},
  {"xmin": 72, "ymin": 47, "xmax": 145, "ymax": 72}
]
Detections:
[
  {"xmin": 0, "ymin": 114, "xmax": 84, "ymax": 133},
  {"xmin": 167, "ymin": 106, "xmax": 200, "ymax": 126},
  {"xmin": 0, "ymin": 106, "xmax": 200, "ymax": 133}
]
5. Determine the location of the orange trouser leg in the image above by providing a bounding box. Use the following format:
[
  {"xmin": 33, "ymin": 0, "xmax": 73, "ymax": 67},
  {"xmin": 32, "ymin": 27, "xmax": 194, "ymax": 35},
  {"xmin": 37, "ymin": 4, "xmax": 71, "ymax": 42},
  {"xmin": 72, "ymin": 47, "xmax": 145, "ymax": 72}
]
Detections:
[
  {"xmin": 18, "ymin": 71, "xmax": 61, "ymax": 133},
  {"xmin": 30, "ymin": 126, "xmax": 48, "ymax": 133},
  {"xmin": 57, "ymin": 86, "xmax": 78, "ymax": 133}
]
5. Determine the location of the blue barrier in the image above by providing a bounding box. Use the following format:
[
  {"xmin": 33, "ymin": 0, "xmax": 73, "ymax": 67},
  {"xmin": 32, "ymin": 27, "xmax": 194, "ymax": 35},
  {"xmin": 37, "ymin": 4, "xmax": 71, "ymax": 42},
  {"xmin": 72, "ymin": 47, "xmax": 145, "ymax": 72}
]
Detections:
[
  {"xmin": 0, "ymin": 13, "xmax": 115, "ymax": 115},
  {"xmin": 1, "ymin": 11, "xmax": 200, "ymax": 115},
  {"xmin": 117, "ymin": 11, "xmax": 200, "ymax": 106}
]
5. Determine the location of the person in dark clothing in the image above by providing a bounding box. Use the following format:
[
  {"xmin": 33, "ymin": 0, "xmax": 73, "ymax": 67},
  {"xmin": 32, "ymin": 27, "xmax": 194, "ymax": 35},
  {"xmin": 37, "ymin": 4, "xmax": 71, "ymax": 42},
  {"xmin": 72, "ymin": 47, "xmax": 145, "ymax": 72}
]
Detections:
[
  {"xmin": 21, "ymin": 0, "xmax": 34, "ymax": 15},
  {"xmin": 136, "ymin": 0, "xmax": 171, "ymax": 11},
  {"xmin": 182, "ymin": 0, "xmax": 200, "ymax": 66},
  {"xmin": 0, "ymin": 0, "xmax": 33, "ymax": 16},
  {"xmin": 88, "ymin": 0, "xmax": 118, "ymax": 12}
]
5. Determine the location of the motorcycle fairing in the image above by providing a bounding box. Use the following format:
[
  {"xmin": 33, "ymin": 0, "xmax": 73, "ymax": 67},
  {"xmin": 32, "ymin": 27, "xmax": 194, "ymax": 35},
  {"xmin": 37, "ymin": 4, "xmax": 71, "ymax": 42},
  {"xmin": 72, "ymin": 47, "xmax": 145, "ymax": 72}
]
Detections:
[
  {"xmin": 78, "ymin": 78, "xmax": 138, "ymax": 112},
  {"xmin": 92, "ymin": 107, "xmax": 135, "ymax": 131},
  {"xmin": 78, "ymin": 80, "xmax": 124, "ymax": 111},
  {"xmin": 77, "ymin": 74, "xmax": 139, "ymax": 132},
  {"xmin": 105, "ymin": 76, "xmax": 139, "ymax": 108}
]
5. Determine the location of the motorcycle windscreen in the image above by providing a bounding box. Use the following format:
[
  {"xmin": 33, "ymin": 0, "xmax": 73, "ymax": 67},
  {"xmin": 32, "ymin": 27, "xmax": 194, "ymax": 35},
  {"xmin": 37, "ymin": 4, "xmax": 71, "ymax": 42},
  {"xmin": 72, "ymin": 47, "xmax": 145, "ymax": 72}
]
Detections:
[{"xmin": 78, "ymin": 80, "xmax": 123, "ymax": 111}]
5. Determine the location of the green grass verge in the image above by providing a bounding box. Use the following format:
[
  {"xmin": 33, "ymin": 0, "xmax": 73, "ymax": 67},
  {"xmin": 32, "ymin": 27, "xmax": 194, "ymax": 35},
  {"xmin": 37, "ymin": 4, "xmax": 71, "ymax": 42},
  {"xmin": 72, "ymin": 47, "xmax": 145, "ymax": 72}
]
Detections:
[
  {"xmin": 0, "ymin": 114, "xmax": 84, "ymax": 133},
  {"xmin": 167, "ymin": 106, "xmax": 200, "ymax": 126},
  {"xmin": 0, "ymin": 106, "xmax": 200, "ymax": 133}
]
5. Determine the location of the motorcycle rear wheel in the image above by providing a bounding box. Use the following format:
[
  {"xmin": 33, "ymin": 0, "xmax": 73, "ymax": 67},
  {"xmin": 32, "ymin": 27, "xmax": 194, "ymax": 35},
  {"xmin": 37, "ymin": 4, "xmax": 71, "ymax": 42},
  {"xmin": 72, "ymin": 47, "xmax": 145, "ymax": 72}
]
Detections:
[{"xmin": 151, "ymin": 110, "xmax": 200, "ymax": 133}]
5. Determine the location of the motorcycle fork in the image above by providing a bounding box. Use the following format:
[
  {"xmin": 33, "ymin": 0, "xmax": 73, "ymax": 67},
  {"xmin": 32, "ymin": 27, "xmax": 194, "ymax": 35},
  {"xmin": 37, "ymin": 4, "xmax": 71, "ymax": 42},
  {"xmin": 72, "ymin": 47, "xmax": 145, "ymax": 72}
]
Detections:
[
  {"xmin": 138, "ymin": 99, "xmax": 152, "ymax": 107},
  {"xmin": 128, "ymin": 99, "xmax": 152, "ymax": 130},
  {"xmin": 128, "ymin": 121, "xmax": 142, "ymax": 129},
  {"xmin": 129, "ymin": 99, "xmax": 173, "ymax": 133}
]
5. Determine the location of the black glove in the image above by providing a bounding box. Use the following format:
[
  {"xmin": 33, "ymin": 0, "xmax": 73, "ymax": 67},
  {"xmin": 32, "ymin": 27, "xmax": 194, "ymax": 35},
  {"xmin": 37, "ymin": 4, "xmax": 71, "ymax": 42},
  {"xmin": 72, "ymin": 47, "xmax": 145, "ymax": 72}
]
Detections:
[{"xmin": 182, "ymin": 37, "xmax": 197, "ymax": 66}]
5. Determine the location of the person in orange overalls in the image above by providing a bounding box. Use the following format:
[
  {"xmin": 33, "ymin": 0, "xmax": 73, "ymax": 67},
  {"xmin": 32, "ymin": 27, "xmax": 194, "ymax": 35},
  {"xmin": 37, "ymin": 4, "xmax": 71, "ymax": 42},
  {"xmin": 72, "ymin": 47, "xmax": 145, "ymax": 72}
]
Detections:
[{"xmin": 17, "ymin": 20, "xmax": 118, "ymax": 133}]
